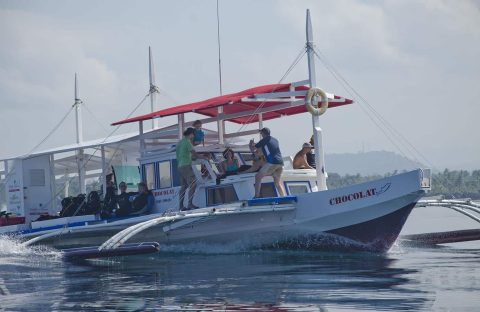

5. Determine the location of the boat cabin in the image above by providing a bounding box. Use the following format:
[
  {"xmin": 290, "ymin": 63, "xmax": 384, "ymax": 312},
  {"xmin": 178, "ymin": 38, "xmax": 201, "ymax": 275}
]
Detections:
[
  {"xmin": 113, "ymin": 80, "xmax": 353, "ymax": 213},
  {"xmin": 138, "ymin": 144, "xmax": 319, "ymax": 214}
]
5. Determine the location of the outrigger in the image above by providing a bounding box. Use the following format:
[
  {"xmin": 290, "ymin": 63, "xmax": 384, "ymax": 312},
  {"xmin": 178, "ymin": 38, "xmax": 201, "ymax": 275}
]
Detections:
[{"xmin": 3, "ymin": 10, "xmax": 475, "ymax": 259}]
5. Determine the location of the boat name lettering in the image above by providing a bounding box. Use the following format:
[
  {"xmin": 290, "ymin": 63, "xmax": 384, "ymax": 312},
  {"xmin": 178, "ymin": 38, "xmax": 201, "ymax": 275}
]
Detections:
[
  {"xmin": 154, "ymin": 189, "xmax": 175, "ymax": 196},
  {"xmin": 329, "ymin": 183, "xmax": 391, "ymax": 205}
]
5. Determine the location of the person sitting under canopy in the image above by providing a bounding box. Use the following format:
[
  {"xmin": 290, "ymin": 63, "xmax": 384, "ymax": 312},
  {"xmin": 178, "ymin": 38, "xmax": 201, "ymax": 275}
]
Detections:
[
  {"xmin": 293, "ymin": 143, "xmax": 315, "ymax": 169},
  {"xmin": 221, "ymin": 148, "xmax": 240, "ymax": 175}
]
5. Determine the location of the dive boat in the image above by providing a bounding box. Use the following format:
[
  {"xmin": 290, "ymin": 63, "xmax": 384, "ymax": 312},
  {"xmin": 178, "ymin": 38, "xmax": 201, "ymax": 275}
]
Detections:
[{"xmin": 0, "ymin": 10, "xmax": 431, "ymax": 252}]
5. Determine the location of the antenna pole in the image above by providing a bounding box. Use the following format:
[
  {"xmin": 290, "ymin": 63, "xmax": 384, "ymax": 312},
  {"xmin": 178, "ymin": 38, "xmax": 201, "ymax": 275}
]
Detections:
[
  {"xmin": 216, "ymin": 0, "xmax": 225, "ymax": 144},
  {"xmin": 306, "ymin": 9, "xmax": 328, "ymax": 191},
  {"xmin": 216, "ymin": 0, "xmax": 223, "ymax": 95},
  {"xmin": 149, "ymin": 46, "xmax": 159, "ymax": 130}
]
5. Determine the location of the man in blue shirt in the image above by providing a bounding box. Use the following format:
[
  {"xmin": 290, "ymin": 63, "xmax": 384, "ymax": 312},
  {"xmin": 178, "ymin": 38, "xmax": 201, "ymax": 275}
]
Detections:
[
  {"xmin": 249, "ymin": 127, "xmax": 286, "ymax": 198},
  {"xmin": 129, "ymin": 182, "xmax": 155, "ymax": 215}
]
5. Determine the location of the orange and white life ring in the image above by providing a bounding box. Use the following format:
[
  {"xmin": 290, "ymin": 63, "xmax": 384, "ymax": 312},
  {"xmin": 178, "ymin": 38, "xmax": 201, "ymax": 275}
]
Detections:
[{"xmin": 305, "ymin": 87, "xmax": 328, "ymax": 116}]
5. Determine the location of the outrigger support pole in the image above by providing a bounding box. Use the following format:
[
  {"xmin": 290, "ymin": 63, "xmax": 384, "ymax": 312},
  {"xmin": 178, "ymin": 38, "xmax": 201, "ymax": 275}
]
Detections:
[{"xmin": 306, "ymin": 9, "xmax": 328, "ymax": 191}]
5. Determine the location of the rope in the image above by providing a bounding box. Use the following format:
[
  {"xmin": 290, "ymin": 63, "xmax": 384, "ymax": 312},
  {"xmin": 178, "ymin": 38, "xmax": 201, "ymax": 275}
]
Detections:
[
  {"xmin": 82, "ymin": 102, "xmax": 110, "ymax": 134},
  {"xmin": 313, "ymin": 47, "xmax": 437, "ymax": 170},
  {"xmin": 21, "ymin": 93, "xmax": 152, "ymax": 213},
  {"xmin": 235, "ymin": 46, "xmax": 307, "ymax": 133},
  {"xmin": 28, "ymin": 106, "xmax": 75, "ymax": 156},
  {"xmin": 0, "ymin": 105, "xmax": 74, "ymax": 197}
]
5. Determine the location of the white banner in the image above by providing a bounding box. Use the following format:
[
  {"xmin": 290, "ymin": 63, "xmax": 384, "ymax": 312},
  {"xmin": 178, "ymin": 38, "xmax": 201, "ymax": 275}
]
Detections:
[{"xmin": 6, "ymin": 160, "xmax": 24, "ymax": 216}]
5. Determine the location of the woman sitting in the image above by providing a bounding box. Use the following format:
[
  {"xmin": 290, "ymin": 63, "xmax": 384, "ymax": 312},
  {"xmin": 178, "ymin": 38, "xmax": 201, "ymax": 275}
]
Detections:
[{"xmin": 221, "ymin": 148, "xmax": 240, "ymax": 175}]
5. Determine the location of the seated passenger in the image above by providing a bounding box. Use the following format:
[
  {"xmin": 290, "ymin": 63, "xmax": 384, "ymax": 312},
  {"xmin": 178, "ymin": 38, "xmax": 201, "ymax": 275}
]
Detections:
[
  {"xmin": 293, "ymin": 143, "xmax": 314, "ymax": 169},
  {"xmin": 129, "ymin": 182, "xmax": 155, "ymax": 215},
  {"xmin": 221, "ymin": 148, "xmax": 240, "ymax": 175},
  {"xmin": 115, "ymin": 181, "xmax": 134, "ymax": 217}
]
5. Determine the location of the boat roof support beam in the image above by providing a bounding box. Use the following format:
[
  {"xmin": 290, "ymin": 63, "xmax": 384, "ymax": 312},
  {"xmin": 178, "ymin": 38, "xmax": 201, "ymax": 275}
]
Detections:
[
  {"xmin": 217, "ymin": 106, "xmax": 225, "ymax": 144},
  {"xmin": 291, "ymin": 79, "xmax": 310, "ymax": 87},
  {"xmin": 178, "ymin": 114, "xmax": 184, "ymax": 139},
  {"xmin": 139, "ymin": 121, "xmax": 145, "ymax": 156},
  {"xmin": 101, "ymin": 146, "xmax": 106, "ymax": 198},
  {"xmin": 49, "ymin": 154, "xmax": 56, "ymax": 213},
  {"xmin": 258, "ymin": 113, "xmax": 263, "ymax": 140},
  {"xmin": 224, "ymin": 129, "xmax": 259, "ymax": 139},
  {"xmin": 306, "ymin": 9, "xmax": 327, "ymax": 191},
  {"xmin": 77, "ymin": 149, "xmax": 86, "ymax": 194}
]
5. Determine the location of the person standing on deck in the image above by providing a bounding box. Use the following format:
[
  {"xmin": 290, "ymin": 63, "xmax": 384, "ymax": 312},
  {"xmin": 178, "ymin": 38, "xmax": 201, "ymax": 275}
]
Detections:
[
  {"xmin": 249, "ymin": 127, "xmax": 286, "ymax": 198},
  {"xmin": 192, "ymin": 120, "xmax": 205, "ymax": 146},
  {"xmin": 176, "ymin": 127, "xmax": 208, "ymax": 210}
]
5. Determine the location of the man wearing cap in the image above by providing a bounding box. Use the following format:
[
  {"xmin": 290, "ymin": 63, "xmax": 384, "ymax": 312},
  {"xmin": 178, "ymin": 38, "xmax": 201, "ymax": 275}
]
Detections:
[
  {"xmin": 293, "ymin": 143, "xmax": 315, "ymax": 169},
  {"xmin": 249, "ymin": 127, "xmax": 286, "ymax": 198},
  {"xmin": 176, "ymin": 127, "xmax": 208, "ymax": 210}
]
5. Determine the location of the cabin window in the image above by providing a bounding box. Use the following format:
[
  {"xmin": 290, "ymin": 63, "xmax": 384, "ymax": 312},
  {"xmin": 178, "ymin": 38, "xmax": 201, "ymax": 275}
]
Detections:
[
  {"xmin": 158, "ymin": 161, "xmax": 172, "ymax": 188},
  {"xmin": 285, "ymin": 181, "xmax": 311, "ymax": 195},
  {"xmin": 207, "ymin": 185, "xmax": 238, "ymax": 205},
  {"xmin": 260, "ymin": 182, "xmax": 278, "ymax": 198},
  {"xmin": 143, "ymin": 163, "xmax": 156, "ymax": 190},
  {"xmin": 29, "ymin": 169, "xmax": 45, "ymax": 187}
]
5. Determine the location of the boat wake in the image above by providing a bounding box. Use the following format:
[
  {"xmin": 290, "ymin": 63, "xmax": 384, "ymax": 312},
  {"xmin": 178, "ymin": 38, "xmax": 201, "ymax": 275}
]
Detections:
[
  {"xmin": 160, "ymin": 241, "xmax": 252, "ymax": 254},
  {"xmin": 0, "ymin": 235, "xmax": 60, "ymax": 259},
  {"xmin": 270, "ymin": 232, "xmax": 390, "ymax": 252},
  {"xmin": 160, "ymin": 232, "xmax": 386, "ymax": 254}
]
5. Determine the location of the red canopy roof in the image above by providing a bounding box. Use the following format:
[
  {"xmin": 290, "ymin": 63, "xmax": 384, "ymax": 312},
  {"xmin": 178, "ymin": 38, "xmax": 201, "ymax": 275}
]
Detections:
[{"xmin": 112, "ymin": 83, "xmax": 353, "ymax": 126}]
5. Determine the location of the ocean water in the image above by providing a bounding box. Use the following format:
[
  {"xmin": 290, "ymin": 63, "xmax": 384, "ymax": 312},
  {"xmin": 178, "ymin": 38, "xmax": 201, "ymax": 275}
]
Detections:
[{"xmin": 0, "ymin": 206, "xmax": 479, "ymax": 311}]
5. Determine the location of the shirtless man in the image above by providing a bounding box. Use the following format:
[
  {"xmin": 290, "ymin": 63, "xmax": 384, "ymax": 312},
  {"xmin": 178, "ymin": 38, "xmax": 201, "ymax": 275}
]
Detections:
[{"xmin": 293, "ymin": 143, "xmax": 314, "ymax": 169}]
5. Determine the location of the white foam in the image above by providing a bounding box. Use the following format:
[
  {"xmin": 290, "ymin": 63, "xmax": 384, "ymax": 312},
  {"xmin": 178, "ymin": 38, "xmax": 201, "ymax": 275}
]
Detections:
[{"xmin": 0, "ymin": 235, "xmax": 61, "ymax": 258}]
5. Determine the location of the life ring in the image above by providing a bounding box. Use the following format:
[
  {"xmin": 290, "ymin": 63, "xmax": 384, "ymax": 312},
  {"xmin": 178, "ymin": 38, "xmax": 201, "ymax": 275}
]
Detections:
[{"xmin": 305, "ymin": 87, "xmax": 328, "ymax": 116}]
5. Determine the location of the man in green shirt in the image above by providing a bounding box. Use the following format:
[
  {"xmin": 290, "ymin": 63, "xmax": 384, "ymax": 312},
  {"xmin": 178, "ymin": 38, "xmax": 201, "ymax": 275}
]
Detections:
[{"xmin": 176, "ymin": 127, "xmax": 207, "ymax": 210}]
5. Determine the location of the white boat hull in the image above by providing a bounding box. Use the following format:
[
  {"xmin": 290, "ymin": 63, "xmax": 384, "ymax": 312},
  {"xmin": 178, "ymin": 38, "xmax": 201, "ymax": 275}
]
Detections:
[{"xmin": 13, "ymin": 169, "xmax": 426, "ymax": 252}]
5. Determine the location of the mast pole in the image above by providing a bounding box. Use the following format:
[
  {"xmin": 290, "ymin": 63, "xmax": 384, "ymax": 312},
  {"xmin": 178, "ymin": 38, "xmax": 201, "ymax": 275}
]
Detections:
[
  {"xmin": 149, "ymin": 46, "xmax": 159, "ymax": 130},
  {"xmin": 74, "ymin": 73, "xmax": 86, "ymax": 194},
  {"xmin": 74, "ymin": 73, "xmax": 83, "ymax": 144},
  {"xmin": 306, "ymin": 9, "xmax": 328, "ymax": 191}
]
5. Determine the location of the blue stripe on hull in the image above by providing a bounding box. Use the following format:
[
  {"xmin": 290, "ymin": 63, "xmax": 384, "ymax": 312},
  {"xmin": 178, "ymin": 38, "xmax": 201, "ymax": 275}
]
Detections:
[{"xmin": 274, "ymin": 203, "xmax": 416, "ymax": 252}]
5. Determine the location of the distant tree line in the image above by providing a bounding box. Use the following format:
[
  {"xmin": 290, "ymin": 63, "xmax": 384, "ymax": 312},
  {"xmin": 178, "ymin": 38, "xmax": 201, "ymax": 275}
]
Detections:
[{"xmin": 327, "ymin": 169, "xmax": 480, "ymax": 199}]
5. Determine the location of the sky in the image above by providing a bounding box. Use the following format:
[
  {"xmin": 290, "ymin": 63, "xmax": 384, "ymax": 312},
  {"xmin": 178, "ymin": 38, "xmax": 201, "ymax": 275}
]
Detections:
[{"xmin": 0, "ymin": 0, "xmax": 479, "ymax": 170}]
